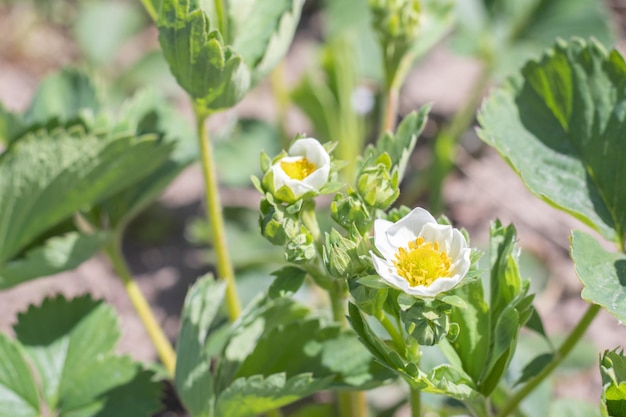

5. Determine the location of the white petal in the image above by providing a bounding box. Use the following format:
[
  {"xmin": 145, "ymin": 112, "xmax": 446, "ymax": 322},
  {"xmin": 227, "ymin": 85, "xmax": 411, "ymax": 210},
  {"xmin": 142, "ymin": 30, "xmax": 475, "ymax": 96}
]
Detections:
[
  {"xmin": 418, "ymin": 222, "xmax": 454, "ymax": 252},
  {"xmin": 302, "ymin": 163, "xmax": 330, "ymax": 190},
  {"xmin": 386, "ymin": 207, "xmax": 435, "ymax": 247},
  {"xmin": 447, "ymin": 228, "xmax": 468, "ymax": 260},
  {"xmin": 289, "ymin": 138, "xmax": 330, "ymax": 168},
  {"xmin": 373, "ymin": 219, "xmax": 396, "ymax": 260}
]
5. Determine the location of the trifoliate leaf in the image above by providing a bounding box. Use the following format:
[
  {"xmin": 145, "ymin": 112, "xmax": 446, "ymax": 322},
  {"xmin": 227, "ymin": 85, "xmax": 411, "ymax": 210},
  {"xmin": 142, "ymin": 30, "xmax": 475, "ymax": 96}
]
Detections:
[
  {"xmin": 571, "ymin": 231, "xmax": 626, "ymax": 323},
  {"xmin": 157, "ymin": 0, "xmax": 250, "ymax": 114},
  {"xmin": 0, "ymin": 125, "xmax": 172, "ymax": 270},
  {"xmin": 0, "ymin": 231, "xmax": 109, "ymax": 289},
  {"xmin": 269, "ymin": 266, "xmax": 306, "ymax": 299},
  {"xmin": 479, "ymin": 39, "xmax": 626, "ymax": 244},
  {"xmin": 8, "ymin": 295, "xmax": 160, "ymax": 417}
]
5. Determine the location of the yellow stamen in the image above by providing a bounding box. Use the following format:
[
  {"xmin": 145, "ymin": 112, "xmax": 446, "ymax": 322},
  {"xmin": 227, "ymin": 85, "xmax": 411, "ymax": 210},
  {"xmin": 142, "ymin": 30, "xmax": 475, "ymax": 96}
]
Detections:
[
  {"xmin": 280, "ymin": 157, "xmax": 317, "ymax": 180},
  {"xmin": 393, "ymin": 237, "xmax": 451, "ymax": 287}
]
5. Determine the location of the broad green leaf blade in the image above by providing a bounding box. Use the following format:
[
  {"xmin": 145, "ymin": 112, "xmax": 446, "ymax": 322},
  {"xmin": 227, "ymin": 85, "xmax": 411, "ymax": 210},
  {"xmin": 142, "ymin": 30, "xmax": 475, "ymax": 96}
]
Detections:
[
  {"xmin": 157, "ymin": 0, "xmax": 250, "ymax": 112},
  {"xmin": 601, "ymin": 349, "xmax": 626, "ymax": 417},
  {"xmin": 0, "ymin": 103, "xmax": 23, "ymax": 146},
  {"xmin": 175, "ymin": 276, "xmax": 226, "ymax": 417},
  {"xmin": 478, "ymin": 39, "xmax": 626, "ymax": 244},
  {"xmin": 23, "ymin": 68, "xmax": 101, "ymax": 129},
  {"xmin": 0, "ymin": 126, "xmax": 172, "ymax": 268},
  {"xmin": 215, "ymin": 373, "xmax": 329, "ymax": 417},
  {"xmin": 0, "ymin": 232, "xmax": 109, "ymax": 289},
  {"xmin": 0, "ymin": 334, "xmax": 40, "ymax": 417},
  {"xmin": 375, "ymin": 106, "xmax": 430, "ymax": 181},
  {"xmin": 12, "ymin": 295, "xmax": 160, "ymax": 416},
  {"xmin": 571, "ymin": 231, "xmax": 626, "ymax": 322}
]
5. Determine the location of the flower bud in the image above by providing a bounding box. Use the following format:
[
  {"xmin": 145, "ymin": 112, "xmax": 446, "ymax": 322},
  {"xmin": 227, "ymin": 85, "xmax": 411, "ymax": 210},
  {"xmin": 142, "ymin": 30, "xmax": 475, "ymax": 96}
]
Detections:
[
  {"xmin": 401, "ymin": 301, "xmax": 451, "ymax": 346},
  {"xmin": 323, "ymin": 229, "xmax": 357, "ymax": 278},
  {"xmin": 357, "ymin": 163, "xmax": 399, "ymax": 209}
]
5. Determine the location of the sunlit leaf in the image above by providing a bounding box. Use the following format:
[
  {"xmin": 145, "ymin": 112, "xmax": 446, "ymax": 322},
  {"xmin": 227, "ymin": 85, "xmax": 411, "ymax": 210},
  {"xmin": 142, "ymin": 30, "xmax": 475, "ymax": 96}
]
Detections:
[{"xmin": 601, "ymin": 349, "xmax": 626, "ymax": 417}]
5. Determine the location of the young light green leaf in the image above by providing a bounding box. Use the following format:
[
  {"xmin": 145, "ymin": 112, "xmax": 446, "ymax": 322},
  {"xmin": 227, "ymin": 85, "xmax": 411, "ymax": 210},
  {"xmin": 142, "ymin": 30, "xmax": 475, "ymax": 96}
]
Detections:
[
  {"xmin": 600, "ymin": 349, "xmax": 626, "ymax": 417},
  {"xmin": 157, "ymin": 0, "xmax": 250, "ymax": 113},
  {"xmin": 11, "ymin": 295, "xmax": 160, "ymax": 417},
  {"xmin": 0, "ymin": 334, "xmax": 40, "ymax": 417},
  {"xmin": 0, "ymin": 232, "xmax": 109, "ymax": 289},
  {"xmin": 571, "ymin": 231, "xmax": 626, "ymax": 323},
  {"xmin": 0, "ymin": 126, "xmax": 172, "ymax": 269},
  {"xmin": 175, "ymin": 276, "xmax": 226, "ymax": 417},
  {"xmin": 215, "ymin": 373, "xmax": 329, "ymax": 417},
  {"xmin": 479, "ymin": 39, "xmax": 626, "ymax": 244}
]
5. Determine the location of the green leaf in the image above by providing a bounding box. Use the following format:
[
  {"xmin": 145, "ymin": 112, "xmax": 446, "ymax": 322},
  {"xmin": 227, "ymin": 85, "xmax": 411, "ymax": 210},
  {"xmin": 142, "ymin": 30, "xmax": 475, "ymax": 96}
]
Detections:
[
  {"xmin": 23, "ymin": 68, "xmax": 101, "ymax": 129},
  {"xmin": 479, "ymin": 39, "xmax": 626, "ymax": 244},
  {"xmin": 571, "ymin": 231, "xmax": 626, "ymax": 323},
  {"xmin": 0, "ymin": 232, "xmax": 109, "ymax": 289},
  {"xmin": 516, "ymin": 353, "xmax": 554, "ymax": 386},
  {"xmin": 454, "ymin": 0, "xmax": 615, "ymax": 78},
  {"xmin": 215, "ymin": 373, "xmax": 328, "ymax": 417},
  {"xmin": 0, "ymin": 125, "xmax": 172, "ymax": 270},
  {"xmin": 601, "ymin": 349, "xmax": 626, "ymax": 417},
  {"xmin": 175, "ymin": 276, "xmax": 226, "ymax": 417},
  {"xmin": 10, "ymin": 295, "xmax": 160, "ymax": 417},
  {"xmin": 0, "ymin": 334, "xmax": 40, "ymax": 417},
  {"xmin": 269, "ymin": 266, "xmax": 306, "ymax": 299},
  {"xmin": 0, "ymin": 103, "xmax": 23, "ymax": 146},
  {"xmin": 374, "ymin": 106, "xmax": 430, "ymax": 181},
  {"xmin": 157, "ymin": 0, "xmax": 250, "ymax": 113}
]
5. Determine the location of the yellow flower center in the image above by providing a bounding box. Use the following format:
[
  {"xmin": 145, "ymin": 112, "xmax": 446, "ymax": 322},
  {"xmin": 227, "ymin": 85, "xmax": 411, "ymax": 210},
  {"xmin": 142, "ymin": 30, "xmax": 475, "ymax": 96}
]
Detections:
[
  {"xmin": 280, "ymin": 157, "xmax": 317, "ymax": 180},
  {"xmin": 393, "ymin": 237, "xmax": 451, "ymax": 287}
]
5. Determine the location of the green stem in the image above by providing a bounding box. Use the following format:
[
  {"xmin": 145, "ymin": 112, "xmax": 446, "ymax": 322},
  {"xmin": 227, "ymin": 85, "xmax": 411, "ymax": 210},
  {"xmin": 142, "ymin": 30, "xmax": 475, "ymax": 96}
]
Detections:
[
  {"xmin": 428, "ymin": 62, "xmax": 492, "ymax": 214},
  {"xmin": 195, "ymin": 109, "xmax": 242, "ymax": 322},
  {"xmin": 269, "ymin": 61, "xmax": 292, "ymax": 149},
  {"xmin": 104, "ymin": 236, "xmax": 176, "ymax": 377},
  {"xmin": 495, "ymin": 303, "xmax": 601, "ymax": 417},
  {"xmin": 409, "ymin": 386, "xmax": 421, "ymax": 417},
  {"xmin": 214, "ymin": 0, "xmax": 229, "ymax": 41},
  {"xmin": 139, "ymin": 0, "xmax": 157, "ymax": 21},
  {"xmin": 381, "ymin": 85, "xmax": 400, "ymax": 135},
  {"xmin": 265, "ymin": 409, "xmax": 284, "ymax": 417},
  {"xmin": 379, "ymin": 315, "xmax": 405, "ymax": 352}
]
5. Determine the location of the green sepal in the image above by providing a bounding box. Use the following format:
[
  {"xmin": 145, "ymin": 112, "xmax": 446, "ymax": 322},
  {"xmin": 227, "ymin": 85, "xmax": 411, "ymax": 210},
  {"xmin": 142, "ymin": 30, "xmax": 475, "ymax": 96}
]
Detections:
[{"xmin": 600, "ymin": 349, "xmax": 626, "ymax": 417}]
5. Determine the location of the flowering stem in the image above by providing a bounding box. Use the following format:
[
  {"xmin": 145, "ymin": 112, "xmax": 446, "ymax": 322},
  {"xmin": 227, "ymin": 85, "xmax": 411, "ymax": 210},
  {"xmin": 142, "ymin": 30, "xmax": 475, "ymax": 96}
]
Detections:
[
  {"xmin": 379, "ymin": 315, "xmax": 404, "ymax": 352},
  {"xmin": 214, "ymin": 0, "xmax": 229, "ymax": 41},
  {"xmin": 104, "ymin": 235, "xmax": 176, "ymax": 377},
  {"xmin": 381, "ymin": 85, "xmax": 400, "ymax": 135},
  {"xmin": 409, "ymin": 386, "xmax": 421, "ymax": 417},
  {"xmin": 495, "ymin": 303, "xmax": 601, "ymax": 417},
  {"xmin": 195, "ymin": 109, "xmax": 242, "ymax": 322},
  {"xmin": 139, "ymin": 0, "xmax": 157, "ymax": 21},
  {"xmin": 270, "ymin": 61, "xmax": 292, "ymax": 149}
]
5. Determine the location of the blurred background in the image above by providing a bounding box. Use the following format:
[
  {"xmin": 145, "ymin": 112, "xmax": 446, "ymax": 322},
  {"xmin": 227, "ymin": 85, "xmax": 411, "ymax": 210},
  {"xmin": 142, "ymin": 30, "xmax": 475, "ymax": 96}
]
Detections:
[{"xmin": 1, "ymin": 0, "xmax": 626, "ymax": 415}]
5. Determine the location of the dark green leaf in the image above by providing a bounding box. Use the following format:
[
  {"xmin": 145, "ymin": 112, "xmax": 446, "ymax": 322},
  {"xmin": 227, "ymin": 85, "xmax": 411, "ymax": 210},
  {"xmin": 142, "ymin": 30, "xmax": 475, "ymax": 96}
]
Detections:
[
  {"xmin": 516, "ymin": 353, "xmax": 554, "ymax": 386},
  {"xmin": 0, "ymin": 126, "xmax": 172, "ymax": 269},
  {"xmin": 571, "ymin": 231, "xmax": 626, "ymax": 323},
  {"xmin": 0, "ymin": 232, "xmax": 109, "ymax": 289},
  {"xmin": 11, "ymin": 295, "xmax": 160, "ymax": 417},
  {"xmin": 479, "ymin": 39, "xmax": 626, "ymax": 244},
  {"xmin": 269, "ymin": 266, "xmax": 306, "ymax": 299},
  {"xmin": 175, "ymin": 276, "xmax": 226, "ymax": 417}
]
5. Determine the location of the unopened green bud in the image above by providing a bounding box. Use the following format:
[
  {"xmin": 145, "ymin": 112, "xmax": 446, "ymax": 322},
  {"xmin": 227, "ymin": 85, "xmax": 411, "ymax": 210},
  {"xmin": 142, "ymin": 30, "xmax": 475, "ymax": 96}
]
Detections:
[
  {"xmin": 401, "ymin": 301, "xmax": 451, "ymax": 346},
  {"xmin": 369, "ymin": 0, "xmax": 421, "ymax": 43},
  {"xmin": 285, "ymin": 227, "xmax": 316, "ymax": 263},
  {"xmin": 323, "ymin": 229, "xmax": 357, "ymax": 278},
  {"xmin": 357, "ymin": 163, "xmax": 399, "ymax": 209},
  {"xmin": 331, "ymin": 192, "xmax": 372, "ymax": 234}
]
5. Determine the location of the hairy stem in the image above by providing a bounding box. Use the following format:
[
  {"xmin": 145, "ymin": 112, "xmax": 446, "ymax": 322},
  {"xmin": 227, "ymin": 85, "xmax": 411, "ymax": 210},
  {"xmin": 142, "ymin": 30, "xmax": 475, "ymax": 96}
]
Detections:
[
  {"xmin": 195, "ymin": 109, "xmax": 242, "ymax": 322},
  {"xmin": 495, "ymin": 303, "xmax": 601, "ymax": 417},
  {"xmin": 105, "ymin": 236, "xmax": 176, "ymax": 377}
]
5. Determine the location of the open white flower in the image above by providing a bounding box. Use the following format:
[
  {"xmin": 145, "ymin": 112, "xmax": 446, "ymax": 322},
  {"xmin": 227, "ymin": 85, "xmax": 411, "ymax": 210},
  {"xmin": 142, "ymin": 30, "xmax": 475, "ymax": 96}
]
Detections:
[
  {"xmin": 371, "ymin": 207, "xmax": 471, "ymax": 297},
  {"xmin": 270, "ymin": 138, "xmax": 330, "ymax": 199}
]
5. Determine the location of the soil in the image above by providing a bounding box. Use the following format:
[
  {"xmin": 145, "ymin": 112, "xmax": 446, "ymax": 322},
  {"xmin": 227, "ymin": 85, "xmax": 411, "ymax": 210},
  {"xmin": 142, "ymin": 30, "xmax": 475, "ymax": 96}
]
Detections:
[{"xmin": 1, "ymin": 2, "xmax": 626, "ymax": 416}]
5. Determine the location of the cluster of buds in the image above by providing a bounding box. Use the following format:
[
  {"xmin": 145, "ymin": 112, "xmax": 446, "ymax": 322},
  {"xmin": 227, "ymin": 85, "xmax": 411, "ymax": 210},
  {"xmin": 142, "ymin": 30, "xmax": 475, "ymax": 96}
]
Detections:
[{"xmin": 369, "ymin": 0, "xmax": 421, "ymax": 43}]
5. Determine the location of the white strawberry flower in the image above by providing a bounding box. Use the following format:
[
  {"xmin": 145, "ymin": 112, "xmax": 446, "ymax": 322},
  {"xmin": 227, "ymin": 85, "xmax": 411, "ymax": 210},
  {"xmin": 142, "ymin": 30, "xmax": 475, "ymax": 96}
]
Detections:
[
  {"xmin": 270, "ymin": 138, "xmax": 331, "ymax": 199},
  {"xmin": 371, "ymin": 207, "xmax": 471, "ymax": 297}
]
